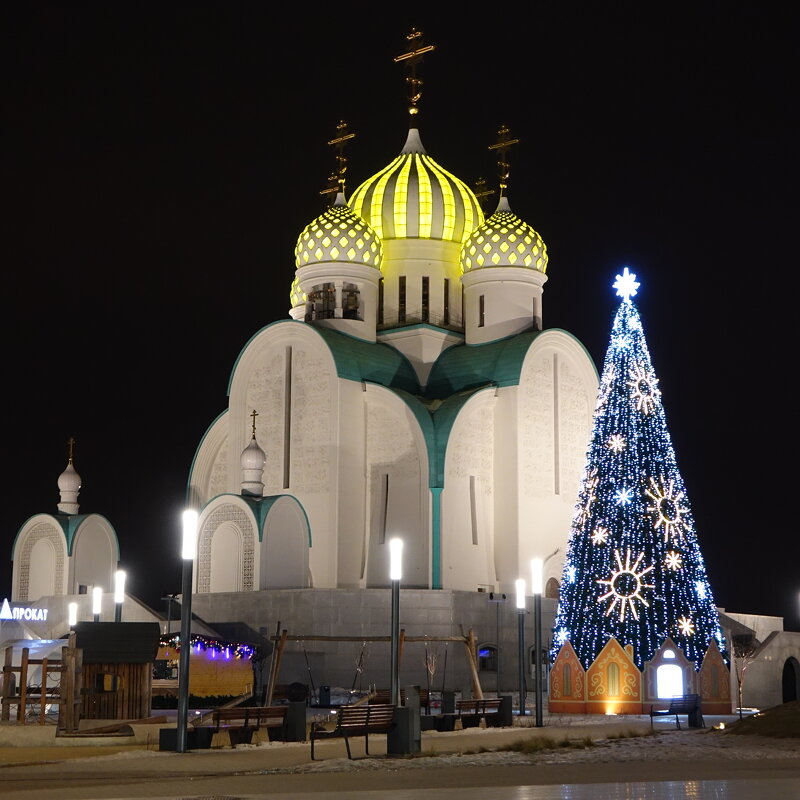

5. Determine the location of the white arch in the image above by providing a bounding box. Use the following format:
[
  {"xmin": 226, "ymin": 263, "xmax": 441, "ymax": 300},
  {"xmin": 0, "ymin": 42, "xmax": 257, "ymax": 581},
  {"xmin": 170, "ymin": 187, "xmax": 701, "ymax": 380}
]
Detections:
[
  {"xmin": 11, "ymin": 515, "xmax": 68, "ymax": 601},
  {"xmin": 69, "ymin": 515, "xmax": 119, "ymax": 595},
  {"xmin": 260, "ymin": 496, "xmax": 310, "ymax": 589}
]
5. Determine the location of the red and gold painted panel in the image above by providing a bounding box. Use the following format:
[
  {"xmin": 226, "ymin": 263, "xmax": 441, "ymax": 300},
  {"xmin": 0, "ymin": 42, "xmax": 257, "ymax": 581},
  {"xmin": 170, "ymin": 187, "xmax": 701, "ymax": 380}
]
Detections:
[
  {"xmin": 699, "ymin": 639, "xmax": 732, "ymax": 714},
  {"xmin": 586, "ymin": 637, "xmax": 642, "ymax": 714},
  {"xmin": 548, "ymin": 640, "xmax": 586, "ymax": 713}
]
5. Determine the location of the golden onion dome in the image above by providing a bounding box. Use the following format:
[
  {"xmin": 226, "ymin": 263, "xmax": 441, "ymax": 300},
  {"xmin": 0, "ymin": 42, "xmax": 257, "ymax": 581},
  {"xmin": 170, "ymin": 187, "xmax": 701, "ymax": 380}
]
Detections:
[
  {"xmin": 348, "ymin": 128, "xmax": 484, "ymax": 244},
  {"xmin": 289, "ymin": 275, "xmax": 306, "ymax": 307},
  {"xmin": 460, "ymin": 196, "xmax": 548, "ymax": 273},
  {"xmin": 295, "ymin": 192, "xmax": 383, "ymax": 269}
]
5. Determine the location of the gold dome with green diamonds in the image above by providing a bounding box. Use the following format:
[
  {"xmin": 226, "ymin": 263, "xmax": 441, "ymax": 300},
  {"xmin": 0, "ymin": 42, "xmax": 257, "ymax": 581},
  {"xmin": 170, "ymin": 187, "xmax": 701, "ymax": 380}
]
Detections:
[
  {"xmin": 348, "ymin": 128, "xmax": 484, "ymax": 244},
  {"xmin": 295, "ymin": 193, "xmax": 382, "ymax": 269},
  {"xmin": 460, "ymin": 196, "xmax": 548, "ymax": 273}
]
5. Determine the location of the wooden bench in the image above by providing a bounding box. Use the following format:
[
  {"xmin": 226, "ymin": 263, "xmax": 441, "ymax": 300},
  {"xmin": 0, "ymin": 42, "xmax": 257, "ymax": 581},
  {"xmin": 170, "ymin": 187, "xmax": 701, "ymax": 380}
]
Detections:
[
  {"xmin": 649, "ymin": 694, "xmax": 704, "ymax": 729},
  {"xmin": 211, "ymin": 705, "xmax": 288, "ymax": 746},
  {"xmin": 455, "ymin": 697, "xmax": 504, "ymax": 728},
  {"xmin": 369, "ymin": 688, "xmax": 430, "ymax": 713},
  {"xmin": 310, "ymin": 703, "xmax": 396, "ymax": 760}
]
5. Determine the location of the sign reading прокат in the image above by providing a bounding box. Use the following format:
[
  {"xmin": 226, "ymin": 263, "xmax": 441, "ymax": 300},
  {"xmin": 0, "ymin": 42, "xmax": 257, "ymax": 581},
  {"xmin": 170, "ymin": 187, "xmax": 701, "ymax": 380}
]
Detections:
[{"xmin": 0, "ymin": 598, "xmax": 48, "ymax": 621}]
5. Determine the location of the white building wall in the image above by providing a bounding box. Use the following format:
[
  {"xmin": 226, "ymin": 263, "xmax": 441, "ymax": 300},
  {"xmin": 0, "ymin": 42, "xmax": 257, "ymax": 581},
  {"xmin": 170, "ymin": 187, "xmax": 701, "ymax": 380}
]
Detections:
[
  {"xmin": 441, "ymin": 389, "xmax": 497, "ymax": 590},
  {"xmin": 363, "ymin": 385, "xmax": 429, "ymax": 589}
]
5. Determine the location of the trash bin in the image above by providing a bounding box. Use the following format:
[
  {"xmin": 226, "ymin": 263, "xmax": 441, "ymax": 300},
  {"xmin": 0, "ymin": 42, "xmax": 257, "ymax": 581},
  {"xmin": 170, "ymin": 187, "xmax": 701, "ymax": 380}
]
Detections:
[{"xmin": 318, "ymin": 685, "xmax": 331, "ymax": 706}]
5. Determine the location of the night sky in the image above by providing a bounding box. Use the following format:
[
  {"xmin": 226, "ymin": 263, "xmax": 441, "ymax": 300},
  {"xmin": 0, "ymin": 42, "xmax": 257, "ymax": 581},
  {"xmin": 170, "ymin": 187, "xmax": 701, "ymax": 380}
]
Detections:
[{"xmin": 3, "ymin": 4, "xmax": 798, "ymax": 628}]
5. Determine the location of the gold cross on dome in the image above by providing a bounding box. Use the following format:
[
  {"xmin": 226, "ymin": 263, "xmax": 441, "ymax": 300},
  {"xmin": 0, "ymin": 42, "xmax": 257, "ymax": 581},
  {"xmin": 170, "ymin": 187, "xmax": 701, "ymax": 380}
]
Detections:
[
  {"xmin": 320, "ymin": 120, "xmax": 356, "ymax": 202},
  {"xmin": 394, "ymin": 28, "xmax": 435, "ymax": 116},
  {"xmin": 488, "ymin": 125, "xmax": 520, "ymax": 193},
  {"xmin": 250, "ymin": 409, "xmax": 258, "ymax": 439}
]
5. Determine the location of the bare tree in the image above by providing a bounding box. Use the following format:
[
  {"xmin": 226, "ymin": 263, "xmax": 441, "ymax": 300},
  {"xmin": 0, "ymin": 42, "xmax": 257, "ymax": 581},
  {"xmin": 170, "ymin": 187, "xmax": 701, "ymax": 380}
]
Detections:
[{"xmin": 732, "ymin": 634, "xmax": 759, "ymax": 720}]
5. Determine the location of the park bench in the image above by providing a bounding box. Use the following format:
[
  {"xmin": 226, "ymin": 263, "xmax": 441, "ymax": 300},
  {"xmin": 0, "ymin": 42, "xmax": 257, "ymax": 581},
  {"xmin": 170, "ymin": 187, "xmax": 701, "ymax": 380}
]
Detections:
[
  {"xmin": 455, "ymin": 697, "xmax": 505, "ymax": 728},
  {"xmin": 369, "ymin": 688, "xmax": 430, "ymax": 713},
  {"xmin": 211, "ymin": 705, "xmax": 288, "ymax": 746},
  {"xmin": 649, "ymin": 693, "xmax": 704, "ymax": 729},
  {"xmin": 310, "ymin": 703, "xmax": 396, "ymax": 760}
]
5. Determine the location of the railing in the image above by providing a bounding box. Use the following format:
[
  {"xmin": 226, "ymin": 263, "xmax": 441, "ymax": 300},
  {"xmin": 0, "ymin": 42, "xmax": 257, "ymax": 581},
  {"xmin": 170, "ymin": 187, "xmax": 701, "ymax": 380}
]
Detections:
[{"xmin": 378, "ymin": 308, "xmax": 464, "ymax": 333}]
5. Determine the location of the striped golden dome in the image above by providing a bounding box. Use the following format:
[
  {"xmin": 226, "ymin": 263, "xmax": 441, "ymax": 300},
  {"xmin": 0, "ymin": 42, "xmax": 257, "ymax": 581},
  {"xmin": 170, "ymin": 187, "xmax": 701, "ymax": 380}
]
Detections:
[
  {"xmin": 295, "ymin": 193, "xmax": 383, "ymax": 269},
  {"xmin": 460, "ymin": 196, "xmax": 548, "ymax": 273},
  {"xmin": 348, "ymin": 128, "xmax": 484, "ymax": 244}
]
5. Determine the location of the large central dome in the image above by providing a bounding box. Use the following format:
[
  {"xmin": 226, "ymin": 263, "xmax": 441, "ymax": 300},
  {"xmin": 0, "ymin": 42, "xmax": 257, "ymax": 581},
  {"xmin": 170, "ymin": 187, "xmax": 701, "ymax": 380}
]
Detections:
[{"xmin": 348, "ymin": 128, "xmax": 484, "ymax": 244}]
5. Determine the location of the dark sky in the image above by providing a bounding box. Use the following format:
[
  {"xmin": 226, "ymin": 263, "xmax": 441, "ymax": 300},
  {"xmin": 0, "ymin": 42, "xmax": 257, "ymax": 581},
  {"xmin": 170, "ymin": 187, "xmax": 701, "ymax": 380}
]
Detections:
[{"xmin": 3, "ymin": 4, "xmax": 798, "ymax": 628}]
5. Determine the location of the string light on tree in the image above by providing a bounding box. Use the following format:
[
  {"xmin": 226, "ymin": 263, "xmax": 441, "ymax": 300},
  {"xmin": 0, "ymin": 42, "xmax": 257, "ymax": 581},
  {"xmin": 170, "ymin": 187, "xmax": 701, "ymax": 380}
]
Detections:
[{"xmin": 551, "ymin": 268, "xmax": 725, "ymax": 670}]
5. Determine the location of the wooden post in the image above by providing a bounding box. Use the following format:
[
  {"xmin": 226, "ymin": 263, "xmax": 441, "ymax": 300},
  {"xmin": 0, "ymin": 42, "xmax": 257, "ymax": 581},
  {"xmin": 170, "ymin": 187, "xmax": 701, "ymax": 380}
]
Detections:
[
  {"xmin": 1, "ymin": 645, "xmax": 12, "ymax": 721},
  {"xmin": 60, "ymin": 640, "xmax": 75, "ymax": 733},
  {"xmin": 463, "ymin": 629, "xmax": 483, "ymax": 700},
  {"xmin": 73, "ymin": 640, "xmax": 83, "ymax": 731},
  {"xmin": 39, "ymin": 658, "xmax": 48, "ymax": 724},
  {"xmin": 19, "ymin": 648, "xmax": 29, "ymax": 723},
  {"xmin": 265, "ymin": 629, "xmax": 287, "ymax": 707}
]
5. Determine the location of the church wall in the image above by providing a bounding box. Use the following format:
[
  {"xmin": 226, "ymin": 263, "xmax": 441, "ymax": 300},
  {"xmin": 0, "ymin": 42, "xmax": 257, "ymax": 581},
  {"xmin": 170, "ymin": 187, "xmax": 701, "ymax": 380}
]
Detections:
[
  {"xmin": 363, "ymin": 385, "xmax": 429, "ymax": 589},
  {"xmin": 518, "ymin": 334, "xmax": 597, "ymax": 589},
  {"xmin": 380, "ymin": 240, "xmax": 463, "ymax": 328},
  {"xmin": 70, "ymin": 516, "xmax": 118, "ymax": 596},
  {"xmin": 441, "ymin": 390, "xmax": 497, "ymax": 591},
  {"xmin": 492, "ymin": 385, "xmax": 519, "ymax": 590},
  {"xmin": 227, "ymin": 322, "xmax": 340, "ymax": 589},
  {"xmin": 12, "ymin": 516, "xmax": 68, "ymax": 602},
  {"xmin": 335, "ymin": 379, "xmax": 367, "ymax": 587}
]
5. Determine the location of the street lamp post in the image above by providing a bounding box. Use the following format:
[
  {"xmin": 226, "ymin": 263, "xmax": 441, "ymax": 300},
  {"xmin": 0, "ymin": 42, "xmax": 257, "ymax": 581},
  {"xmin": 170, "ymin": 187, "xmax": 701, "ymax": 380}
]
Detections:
[
  {"xmin": 68, "ymin": 601, "xmax": 78, "ymax": 630},
  {"xmin": 515, "ymin": 578, "xmax": 526, "ymax": 716},
  {"xmin": 531, "ymin": 558, "xmax": 544, "ymax": 727},
  {"xmin": 389, "ymin": 538, "xmax": 403, "ymax": 707},
  {"xmin": 92, "ymin": 586, "xmax": 102, "ymax": 623},
  {"xmin": 488, "ymin": 591, "xmax": 506, "ymax": 695},
  {"xmin": 176, "ymin": 509, "xmax": 198, "ymax": 754},
  {"xmin": 114, "ymin": 569, "xmax": 126, "ymax": 623}
]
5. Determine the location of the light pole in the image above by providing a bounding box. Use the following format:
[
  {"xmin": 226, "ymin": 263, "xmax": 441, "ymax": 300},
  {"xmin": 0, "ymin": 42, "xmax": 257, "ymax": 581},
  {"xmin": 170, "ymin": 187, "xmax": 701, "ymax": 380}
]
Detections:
[
  {"xmin": 92, "ymin": 586, "xmax": 102, "ymax": 622},
  {"xmin": 389, "ymin": 537, "xmax": 403, "ymax": 707},
  {"xmin": 531, "ymin": 558, "xmax": 544, "ymax": 727},
  {"xmin": 176, "ymin": 509, "xmax": 198, "ymax": 754},
  {"xmin": 114, "ymin": 569, "xmax": 126, "ymax": 623},
  {"xmin": 488, "ymin": 591, "xmax": 506, "ymax": 695},
  {"xmin": 515, "ymin": 578, "xmax": 526, "ymax": 716},
  {"xmin": 68, "ymin": 601, "xmax": 78, "ymax": 630}
]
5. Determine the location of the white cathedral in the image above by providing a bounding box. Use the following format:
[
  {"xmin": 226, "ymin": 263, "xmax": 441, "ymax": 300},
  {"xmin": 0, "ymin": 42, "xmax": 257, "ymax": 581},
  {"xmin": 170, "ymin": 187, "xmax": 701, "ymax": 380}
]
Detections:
[{"xmin": 185, "ymin": 114, "xmax": 598, "ymax": 601}]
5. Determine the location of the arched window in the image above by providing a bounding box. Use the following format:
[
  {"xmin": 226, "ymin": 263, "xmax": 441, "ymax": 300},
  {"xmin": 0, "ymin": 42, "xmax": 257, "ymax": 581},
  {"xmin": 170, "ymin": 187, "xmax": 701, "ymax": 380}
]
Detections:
[
  {"xmin": 478, "ymin": 645, "xmax": 498, "ymax": 672},
  {"xmin": 545, "ymin": 578, "xmax": 560, "ymax": 599},
  {"xmin": 607, "ymin": 662, "xmax": 620, "ymax": 696},
  {"xmin": 657, "ymin": 664, "xmax": 683, "ymax": 698},
  {"xmin": 563, "ymin": 663, "xmax": 572, "ymax": 696}
]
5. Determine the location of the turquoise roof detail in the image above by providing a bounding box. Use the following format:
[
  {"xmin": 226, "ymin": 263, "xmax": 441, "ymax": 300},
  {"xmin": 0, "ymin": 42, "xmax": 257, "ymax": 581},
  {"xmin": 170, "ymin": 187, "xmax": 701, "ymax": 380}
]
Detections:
[
  {"xmin": 227, "ymin": 322, "xmax": 420, "ymax": 397},
  {"xmin": 312, "ymin": 328, "xmax": 420, "ymax": 394},
  {"xmin": 425, "ymin": 331, "xmax": 542, "ymax": 399},
  {"xmin": 11, "ymin": 513, "xmax": 120, "ymax": 558}
]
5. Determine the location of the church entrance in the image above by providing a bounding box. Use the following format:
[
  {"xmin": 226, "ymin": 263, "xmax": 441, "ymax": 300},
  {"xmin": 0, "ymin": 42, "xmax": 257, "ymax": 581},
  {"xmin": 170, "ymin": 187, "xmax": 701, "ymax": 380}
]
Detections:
[{"xmin": 783, "ymin": 657, "xmax": 800, "ymax": 703}]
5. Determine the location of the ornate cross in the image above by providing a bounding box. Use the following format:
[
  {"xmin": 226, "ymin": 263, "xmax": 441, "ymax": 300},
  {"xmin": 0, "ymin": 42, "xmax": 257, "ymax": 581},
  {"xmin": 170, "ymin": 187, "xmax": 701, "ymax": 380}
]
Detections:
[
  {"xmin": 250, "ymin": 409, "xmax": 259, "ymax": 439},
  {"xmin": 394, "ymin": 28, "xmax": 435, "ymax": 116},
  {"xmin": 488, "ymin": 125, "xmax": 520, "ymax": 194},
  {"xmin": 67, "ymin": 436, "xmax": 76, "ymax": 463},
  {"xmin": 320, "ymin": 120, "xmax": 356, "ymax": 202}
]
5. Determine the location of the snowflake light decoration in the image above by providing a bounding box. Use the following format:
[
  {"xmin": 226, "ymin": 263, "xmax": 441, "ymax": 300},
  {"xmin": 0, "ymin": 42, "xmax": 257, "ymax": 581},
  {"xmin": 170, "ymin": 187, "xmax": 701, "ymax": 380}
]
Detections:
[
  {"xmin": 615, "ymin": 487, "xmax": 633, "ymax": 506},
  {"xmin": 591, "ymin": 527, "xmax": 609, "ymax": 545},
  {"xmin": 677, "ymin": 616, "xmax": 695, "ymax": 637},
  {"xmin": 566, "ymin": 565, "xmax": 577, "ymax": 584},
  {"xmin": 597, "ymin": 549, "xmax": 655, "ymax": 622},
  {"xmin": 646, "ymin": 477, "xmax": 688, "ymax": 542},
  {"xmin": 554, "ymin": 627, "xmax": 569, "ymax": 646},
  {"xmin": 665, "ymin": 551, "xmax": 683, "ymax": 571},
  {"xmin": 607, "ymin": 434, "xmax": 626, "ymax": 453},
  {"xmin": 627, "ymin": 363, "xmax": 660, "ymax": 415},
  {"xmin": 695, "ymin": 581, "xmax": 707, "ymax": 600}
]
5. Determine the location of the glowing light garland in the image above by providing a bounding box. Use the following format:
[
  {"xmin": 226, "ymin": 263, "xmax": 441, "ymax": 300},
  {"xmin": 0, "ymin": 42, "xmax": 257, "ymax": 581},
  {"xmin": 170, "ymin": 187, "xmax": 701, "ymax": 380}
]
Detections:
[
  {"xmin": 159, "ymin": 633, "xmax": 257, "ymax": 661},
  {"xmin": 551, "ymin": 270, "xmax": 725, "ymax": 670}
]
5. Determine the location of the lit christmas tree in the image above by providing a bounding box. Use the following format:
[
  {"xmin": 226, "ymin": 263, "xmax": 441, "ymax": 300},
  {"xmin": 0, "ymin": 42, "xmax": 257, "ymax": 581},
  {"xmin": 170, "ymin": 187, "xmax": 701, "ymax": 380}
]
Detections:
[{"xmin": 551, "ymin": 268, "xmax": 726, "ymax": 670}]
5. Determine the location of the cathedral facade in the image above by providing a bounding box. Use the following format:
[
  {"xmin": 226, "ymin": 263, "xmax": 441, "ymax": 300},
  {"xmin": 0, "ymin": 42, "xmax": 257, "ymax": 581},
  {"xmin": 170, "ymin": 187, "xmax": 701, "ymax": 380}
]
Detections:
[{"xmin": 186, "ymin": 123, "xmax": 599, "ymax": 604}]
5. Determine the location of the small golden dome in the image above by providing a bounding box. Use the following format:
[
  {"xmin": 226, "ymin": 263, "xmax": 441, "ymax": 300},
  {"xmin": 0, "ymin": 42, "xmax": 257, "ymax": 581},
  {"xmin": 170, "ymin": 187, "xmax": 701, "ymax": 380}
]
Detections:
[
  {"xmin": 460, "ymin": 196, "xmax": 548, "ymax": 273},
  {"xmin": 295, "ymin": 193, "xmax": 382, "ymax": 269}
]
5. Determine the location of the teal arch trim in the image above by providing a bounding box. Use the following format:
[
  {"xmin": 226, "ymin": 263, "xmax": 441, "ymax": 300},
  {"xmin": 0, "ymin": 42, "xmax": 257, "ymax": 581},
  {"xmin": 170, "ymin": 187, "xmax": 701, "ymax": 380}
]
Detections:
[
  {"xmin": 185, "ymin": 408, "xmax": 228, "ymax": 506},
  {"xmin": 225, "ymin": 321, "xmax": 420, "ymax": 397},
  {"xmin": 55, "ymin": 514, "xmax": 120, "ymax": 559},
  {"xmin": 200, "ymin": 493, "xmax": 312, "ymax": 547},
  {"xmin": 431, "ymin": 487, "xmax": 443, "ymax": 589}
]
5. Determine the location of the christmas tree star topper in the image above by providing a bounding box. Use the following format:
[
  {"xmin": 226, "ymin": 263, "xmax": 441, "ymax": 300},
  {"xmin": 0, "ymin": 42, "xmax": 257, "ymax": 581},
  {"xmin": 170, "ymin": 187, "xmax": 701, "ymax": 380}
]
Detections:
[{"xmin": 614, "ymin": 267, "xmax": 640, "ymax": 302}]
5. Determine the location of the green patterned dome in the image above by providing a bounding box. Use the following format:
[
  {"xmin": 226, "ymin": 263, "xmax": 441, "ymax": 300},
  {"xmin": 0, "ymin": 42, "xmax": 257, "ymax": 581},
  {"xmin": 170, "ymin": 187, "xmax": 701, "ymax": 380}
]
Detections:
[
  {"xmin": 460, "ymin": 196, "xmax": 548, "ymax": 273},
  {"xmin": 348, "ymin": 128, "xmax": 484, "ymax": 244},
  {"xmin": 295, "ymin": 193, "xmax": 382, "ymax": 269}
]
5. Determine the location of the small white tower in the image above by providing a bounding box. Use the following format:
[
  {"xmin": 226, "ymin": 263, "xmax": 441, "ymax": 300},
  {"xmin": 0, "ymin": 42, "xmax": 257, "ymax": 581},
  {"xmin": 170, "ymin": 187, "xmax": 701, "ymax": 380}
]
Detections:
[
  {"xmin": 57, "ymin": 436, "xmax": 81, "ymax": 515},
  {"xmin": 240, "ymin": 409, "xmax": 266, "ymax": 497}
]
